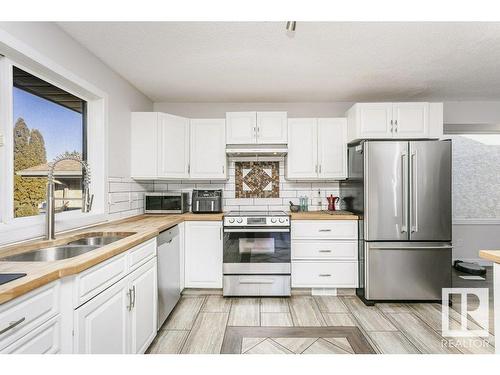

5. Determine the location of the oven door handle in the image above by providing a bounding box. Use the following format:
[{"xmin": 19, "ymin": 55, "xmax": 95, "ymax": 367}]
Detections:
[
  {"xmin": 223, "ymin": 228, "xmax": 290, "ymax": 233},
  {"xmin": 239, "ymin": 278, "xmax": 276, "ymax": 284}
]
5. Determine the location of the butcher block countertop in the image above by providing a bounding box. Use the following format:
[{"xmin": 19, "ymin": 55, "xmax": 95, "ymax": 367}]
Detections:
[
  {"xmin": 479, "ymin": 250, "xmax": 500, "ymax": 264},
  {"xmin": 0, "ymin": 213, "xmax": 222, "ymax": 305},
  {"xmin": 289, "ymin": 210, "xmax": 359, "ymax": 220}
]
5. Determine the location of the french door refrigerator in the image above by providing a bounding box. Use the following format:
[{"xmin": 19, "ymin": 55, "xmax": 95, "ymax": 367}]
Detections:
[{"xmin": 340, "ymin": 140, "xmax": 452, "ymax": 304}]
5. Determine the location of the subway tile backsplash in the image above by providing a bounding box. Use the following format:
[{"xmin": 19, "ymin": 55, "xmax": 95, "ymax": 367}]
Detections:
[{"xmin": 108, "ymin": 157, "xmax": 341, "ymax": 217}]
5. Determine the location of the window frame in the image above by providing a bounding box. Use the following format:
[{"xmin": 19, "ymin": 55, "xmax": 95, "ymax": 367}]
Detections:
[{"xmin": 0, "ymin": 43, "xmax": 108, "ymax": 244}]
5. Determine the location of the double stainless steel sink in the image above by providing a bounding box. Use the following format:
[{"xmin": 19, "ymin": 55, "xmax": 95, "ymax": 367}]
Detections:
[{"xmin": 0, "ymin": 234, "xmax": 130, "ymax": 262}]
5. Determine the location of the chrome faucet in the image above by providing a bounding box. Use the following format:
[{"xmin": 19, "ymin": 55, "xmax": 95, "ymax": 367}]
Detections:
[{"xmin": 45, "ymin": 154, "xmax": 93, "ymax": 240}]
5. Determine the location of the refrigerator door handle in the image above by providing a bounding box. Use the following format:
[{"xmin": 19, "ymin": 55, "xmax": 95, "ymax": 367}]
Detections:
[
  {"xmin": 410, "ymin": 149, "xmax": 418, "ymax": 233},
  {"xmin": 401, "ymin": 151, "xmax": 408, "ymax": 233}
]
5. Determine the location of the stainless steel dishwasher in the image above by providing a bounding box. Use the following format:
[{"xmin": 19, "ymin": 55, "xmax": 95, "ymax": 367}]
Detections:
[{"xmin": 157, "ymin": 226, "xmax": 181, "ymax": 329}]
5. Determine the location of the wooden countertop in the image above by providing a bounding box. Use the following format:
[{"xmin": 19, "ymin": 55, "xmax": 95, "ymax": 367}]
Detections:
[
  {"xmin": 0, "ymin": 213, "xmax": 222, "ymax": 305},
  {"xmin": 479, "ymin": 250, "xmax": 500, "ymax": 264},
  {"xmin": 289, "ymin": 210, "xmax": 359, "ymax": 220}
]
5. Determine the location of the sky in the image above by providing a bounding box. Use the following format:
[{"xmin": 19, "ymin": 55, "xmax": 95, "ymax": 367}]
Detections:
[{"xmin": 13, "ymin": 87, "xmax": 83, "ymax": 161}]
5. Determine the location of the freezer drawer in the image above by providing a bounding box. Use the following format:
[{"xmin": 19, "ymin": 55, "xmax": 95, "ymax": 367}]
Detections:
[{"xmin": 365, "ymin": 242, "xmax": 452, "ymax": 301}]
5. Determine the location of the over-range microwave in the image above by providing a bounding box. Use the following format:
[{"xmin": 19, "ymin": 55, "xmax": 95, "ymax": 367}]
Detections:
[{"xmin": 144, "ymin": 192, "xmax": 189, "ymax": 214}]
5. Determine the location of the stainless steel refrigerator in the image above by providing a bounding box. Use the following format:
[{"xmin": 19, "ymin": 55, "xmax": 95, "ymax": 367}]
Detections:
[{"xmin": 340, "ymin": 140, "xmax": 452, "ymax": 304}]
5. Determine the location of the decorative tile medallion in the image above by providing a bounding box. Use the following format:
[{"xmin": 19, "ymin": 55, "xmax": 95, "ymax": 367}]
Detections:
[{"xmin": 235, "ymin": 161, "xmax": 279, "ymax": 198}]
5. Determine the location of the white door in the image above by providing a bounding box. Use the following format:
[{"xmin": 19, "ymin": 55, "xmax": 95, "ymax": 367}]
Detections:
[
  {"xmin": 129, "ymin": 258, "xmax": 157, "ymax": 354},
  {"xmin": 358, "ymin": 103, "xmax": 393, "ymax": 138},
  {"xmin": 286, "ymin": 118, "xmax": 318, "ymax": 179},
  {"xmin": 74, "ymin": 277, "xmax": 129, "ymax": 354},
  {"xmin": 190, "ymin": 119, "xmax": 227, "ymax": 179},
  {"xmin": 256, "ymin": 112, "xmax": 287, "ymax": 144},
  {"xmin": 131, "ymin": 112, "xmax": 158, "ymax": 179},
  {"xmin": 226, "ymin": 112, "xmax": 256, "ymax": 144},
  {"xmin": 392, "ymin": 102, "xmax": 429, "ymax": 138},
  {"xmin": 184, "ymin": 221, "xmax": 223, "ymax": 288},
  {"xmin": 158, "ymin": 113, "xmax": 190, "ymax": 179},
  {"xmin": 317, "ymin": 118, "xmax": 347, "ymax": 179}
]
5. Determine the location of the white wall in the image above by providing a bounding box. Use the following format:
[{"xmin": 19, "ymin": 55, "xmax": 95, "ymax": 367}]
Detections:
[{"xmin": 0, "ymin": 22, "xmax": 154, "ymax": 178}]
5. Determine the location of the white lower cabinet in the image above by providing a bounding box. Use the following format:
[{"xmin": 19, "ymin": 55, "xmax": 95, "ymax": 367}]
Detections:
[
  {"xmin": 2, "ymin": 315, "xmax": 61, "ymax": 354},
  {"xmin": 184, "ymin": 221, "xmax": 223, "ymax": 288},
  {"xmin": 291, "ymin": 220, "xmax": 358, "ymax": 289},
  {"xmin": 74, "ymin": 276, "xmax": 130, "ymax": 354},
  {"xmin": 129, "ymin": 258, "xmax": 157, "ymax": 354},
  {"xmin": 74, "ymin": 257, "xmax": 157, "ymax": 354}
]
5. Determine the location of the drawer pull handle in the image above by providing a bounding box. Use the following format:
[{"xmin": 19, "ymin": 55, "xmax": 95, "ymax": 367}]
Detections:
[
  {"xmin": 0, "ymin": 317, "xmax": 26, "ymax": 335},
  {"xmin": 319, "ymin": 274, "xmax": 332, "ymax": 277},
  {"xmin": 318, "ymin": 250, "xmax": 332, "ymax": 253},
  {"xmin": 239, "ymin": 279, "xmax": 275, "ymax": 284},
  {"xmin": 319, "ymin": 229, "xmax": 332, "ymax": 232}
]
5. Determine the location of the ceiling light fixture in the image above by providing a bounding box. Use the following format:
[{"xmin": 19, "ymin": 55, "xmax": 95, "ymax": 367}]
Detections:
[{"xmin": 286, "ymin": 21, "xmax": 296, "ymax": 32}]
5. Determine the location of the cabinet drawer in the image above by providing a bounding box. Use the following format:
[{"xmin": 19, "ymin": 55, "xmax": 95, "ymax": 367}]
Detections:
[
  {"xmin": 292, "ymin": 220, "xmax": 357, "ymax": 240},
  {"xmin": 292, "ymin": 241, "xmax": 357, "ymax": 260},
  {"xmin": 75, "ymin": 253, "xmax": 128, "ymax": 307},
  {"xmin": 223, "ymin": 275, "xmax": 290, "ymax": 297},
  {"xmin": 1, "ymin": 315, "xmax": 61, "ymax": 354},
  {"xmin": 292, "ymin": 261, "xmax": 358, "ymax": 288},
  {"xmin": 0, "ymin": 281, "xmax": 59, "ymax": 350},
  {"xmin": 128, "ymin": 238, "xmax": 156, "ymax": 272}
]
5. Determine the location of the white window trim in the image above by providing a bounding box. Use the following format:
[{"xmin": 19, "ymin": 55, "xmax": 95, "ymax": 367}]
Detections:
[{"xmin": 0, "ymin": 29, "xmax": 108, "ymax": 245}]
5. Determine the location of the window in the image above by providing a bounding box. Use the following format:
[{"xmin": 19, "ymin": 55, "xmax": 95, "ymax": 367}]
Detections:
[
  {"xmin": 12, "ymin": 67, "xmax": 87, "ymax": 218},
  {"xmin": 444, "ymin": 124, "xmax": 500, "ymax": 220}
]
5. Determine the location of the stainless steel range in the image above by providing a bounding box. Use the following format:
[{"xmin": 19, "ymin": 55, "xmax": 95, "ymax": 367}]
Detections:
[{"xmin": 223, "ymin": 211, "xmax": 291, "ymax": 297}]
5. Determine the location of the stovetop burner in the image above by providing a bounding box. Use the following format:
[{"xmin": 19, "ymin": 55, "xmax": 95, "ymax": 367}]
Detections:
[{"xmin": 225, "ymin": 210, "xmax": 288, "ymax": 217}]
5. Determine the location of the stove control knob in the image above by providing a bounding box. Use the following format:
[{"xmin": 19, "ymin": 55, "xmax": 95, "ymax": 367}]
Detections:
[
  {"xmin": 228, "ymin": 218, "xmax": 235, "ymax": 223},
  {"xmin": 279, "ymin": 218, "xmax": 285, "ymax": 223},
  {"xmin": 237, "ymin": 218, "xmax": 243, "ymax": 223},
  {"xmin": 271, "ymin": 218, "xmax": 277, "ymax": 223}
]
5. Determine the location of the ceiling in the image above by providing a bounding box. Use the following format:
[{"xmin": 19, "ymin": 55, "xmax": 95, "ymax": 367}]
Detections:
[{"xmin": 57, "ymin": 22, "xmax": 500, "ymax": 102}]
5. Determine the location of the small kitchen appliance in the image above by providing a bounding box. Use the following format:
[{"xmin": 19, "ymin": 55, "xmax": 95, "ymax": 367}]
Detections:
[
  {"xmin": 191, "ymin": 189, "xmax": 223, "ymax": 213},
  {"xmin": 144, "ymin": 192, "xmax": 189, "ymax": 214}
]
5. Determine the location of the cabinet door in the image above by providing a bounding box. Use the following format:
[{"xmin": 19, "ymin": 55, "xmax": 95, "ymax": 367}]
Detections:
[
  {"xmin": 286, "ymin": 118, "xmax": 318, "ymax": 179},
  {"xmin": 392, "ymin": 102, "xmax": 429, "ymax": 138},
  {"xmin": 158, "ymin": 113, "xmax": 190, "ymax": 179},
  {"xmin": 226, "ymin": 112, "xmax": 256, "ymax": 144},
  {"xmin": 317, "ymin": 118, "xmax": 347, "ymax": 179},
  {"xmin": 74, "ymin": 277, "xmax": 129, "ymax": 354},
  {"xmin": 190, "ymin": 119, "xmax": 227, "ymax": 179},
  {"xmin": 184, "ymin": 221, "xmax": 223, "ymax": 288},
  {"xmin": 131, "ymin": 112, "xmax": 159, "ymax": 179},
  {"xmin": 358, "ymin": 103, "xmax": 393, "ymax": 138},
  {"xmin": 256, "ymin": 112, "xmax": 287, "ymax": 144},
  {"xmin": 1, "ymin": 316, "xmax": 61, "ymax": 354},
  {"xmin": 129, "ymin": 258, "xmax": 157, "ymax": 354}
]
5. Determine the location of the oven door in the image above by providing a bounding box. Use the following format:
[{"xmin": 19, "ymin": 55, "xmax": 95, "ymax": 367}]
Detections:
[{"xmin": 223, "ymin": 227, "xmax": 291, "ymax": 274}]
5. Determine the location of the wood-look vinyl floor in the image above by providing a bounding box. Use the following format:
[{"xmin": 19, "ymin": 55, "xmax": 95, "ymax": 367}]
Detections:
[{"xmin": 147, "ymin": 292, "xmax": 495, "ymax": 354}]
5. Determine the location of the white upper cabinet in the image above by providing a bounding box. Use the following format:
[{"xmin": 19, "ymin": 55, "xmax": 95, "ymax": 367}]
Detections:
[
  {"xmin": 131, "ymin": 112, "xmax": 227, "ymax": 180},
  {"xmin": 287, "ymin": 118, "xmax": 318, "ymax": 179},
  {"xmin": 226, "ymin": 112, "xmax": 257, "ymax": 144},
  {"xmin": 158, "ymin": 113, "xmax": 190, "ymax": 179},
  {"xmin": 286, "ymin": 118, "xmax": 347, "ymax": 180},
  {"xmin": 190, "ymin": 119, "xmax": 227, "ymax": 180},
  {"xmin": 226, "ymin": 111, "xmax": 287, "ymax": 144},
  {"xmin": 317, "ymin": 118, "xmax": 347, "ymax": 179},
  {"xmin": 392, "ymin": 102, "xmax": 428, "ymax": 137},
  {"xmin": 256, "ymin": 112, "xmax": 288, "ymax": 144},
  {"xmin": 347, "ymin": 102, "xmax": 442, "ymax": 142}
]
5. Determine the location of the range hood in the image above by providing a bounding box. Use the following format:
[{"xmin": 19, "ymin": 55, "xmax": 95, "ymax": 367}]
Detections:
[{"xmin": 225, "ymin": 144, "xmax": 288, "ymax": 156}]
